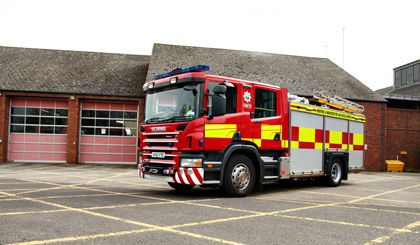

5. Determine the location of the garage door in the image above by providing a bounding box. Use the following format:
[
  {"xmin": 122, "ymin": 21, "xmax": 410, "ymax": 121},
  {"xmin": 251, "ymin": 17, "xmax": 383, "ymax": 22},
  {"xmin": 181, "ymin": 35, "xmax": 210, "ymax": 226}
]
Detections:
[
  {"xmin": 79, "ymin": 101, "xmax": 138, "ymax": 164},
  {"xmin": 8, "ymin": 98, "xmax": 68, "ymax": 163}
]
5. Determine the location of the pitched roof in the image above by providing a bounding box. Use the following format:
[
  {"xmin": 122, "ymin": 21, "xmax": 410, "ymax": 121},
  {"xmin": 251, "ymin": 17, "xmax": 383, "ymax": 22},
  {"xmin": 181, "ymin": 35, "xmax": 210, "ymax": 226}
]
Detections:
[
  {"xmin": 0, "ymin": 46, "xmax": 149, "ymax": 97},
  {"xmin": 375, "ymin": 86, "xmax": 393, "ymax": 96},
  {"xmin": 385, "ymin": 83, "xmax": 420, "ymax": 101},
  {"xmin": 146, "ymin": 43, "xmax": 384, "ymax": 102}
]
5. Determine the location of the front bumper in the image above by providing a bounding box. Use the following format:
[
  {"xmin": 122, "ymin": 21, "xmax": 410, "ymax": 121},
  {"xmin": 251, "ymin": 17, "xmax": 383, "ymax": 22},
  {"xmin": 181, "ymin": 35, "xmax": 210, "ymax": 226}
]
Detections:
[{"xmin": 139, "ymin": 164, "xmax": 204, "ymax": 186}]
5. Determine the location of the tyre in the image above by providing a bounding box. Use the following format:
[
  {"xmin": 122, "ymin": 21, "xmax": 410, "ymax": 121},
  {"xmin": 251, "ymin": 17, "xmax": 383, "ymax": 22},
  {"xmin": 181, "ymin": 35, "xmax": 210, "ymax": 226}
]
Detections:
[
  {"xmin": 168, "ymin": 182, "xmax": 194, "ymax": 192},
  {"xmin": 222, "ymin": 155, "xmax": 256, "ymax": 197},
  {"xmin": 325, "ymin": 159, "xmax": 343, "ymax": 187}
]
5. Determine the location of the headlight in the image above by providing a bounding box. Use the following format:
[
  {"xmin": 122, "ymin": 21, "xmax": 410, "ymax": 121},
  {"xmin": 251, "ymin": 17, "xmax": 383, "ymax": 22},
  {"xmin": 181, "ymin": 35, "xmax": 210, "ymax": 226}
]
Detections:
[{"xmin": 180, "ymin": 158, "xmax": 202, "ymax": 168}]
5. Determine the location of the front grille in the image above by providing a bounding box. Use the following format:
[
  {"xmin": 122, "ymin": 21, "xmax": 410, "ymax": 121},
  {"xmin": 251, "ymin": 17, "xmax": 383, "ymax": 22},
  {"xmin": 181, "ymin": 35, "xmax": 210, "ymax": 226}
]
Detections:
[
  {"xmin": 142, "ymin": 131, "xmax": 180, "ymax": 168},
  {"xmin": 143, "ymin": 131, "xmax": 179, "ymax": 148}
]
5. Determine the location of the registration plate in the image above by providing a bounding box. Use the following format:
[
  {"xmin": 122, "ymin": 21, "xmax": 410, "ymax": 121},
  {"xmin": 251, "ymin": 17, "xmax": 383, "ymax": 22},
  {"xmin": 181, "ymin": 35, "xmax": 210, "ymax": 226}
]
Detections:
[{"xmin": 151, "ymin": 152, "xmax": 166, "ymax": 158}]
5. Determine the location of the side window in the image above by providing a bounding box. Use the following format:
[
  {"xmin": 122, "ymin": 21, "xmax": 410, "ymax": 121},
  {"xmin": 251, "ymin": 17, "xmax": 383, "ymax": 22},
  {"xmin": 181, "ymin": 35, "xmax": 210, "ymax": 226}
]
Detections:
[
  {"xmin": 255, "ymin": 88, "xmax": 276, "ymax": 118},
  {"xmin": 208, "ymin": 82, "xmax": 237, "ymax": 114}
]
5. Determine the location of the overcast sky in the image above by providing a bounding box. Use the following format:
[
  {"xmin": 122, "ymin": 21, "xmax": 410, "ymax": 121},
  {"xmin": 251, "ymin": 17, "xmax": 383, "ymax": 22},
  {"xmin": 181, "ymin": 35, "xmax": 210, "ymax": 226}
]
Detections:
[{"xmin": 1, "ymin": 0, "xmax": 419, "ymax": 90}]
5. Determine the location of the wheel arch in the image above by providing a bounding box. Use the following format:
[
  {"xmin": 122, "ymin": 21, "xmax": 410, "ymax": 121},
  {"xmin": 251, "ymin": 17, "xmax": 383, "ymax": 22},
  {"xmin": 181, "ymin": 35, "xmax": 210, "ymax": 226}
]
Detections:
[
  {"xmin": 220, "ymin": 143, "xmax": 263, "ymax": 186},
  {"xmin": 324, "ymin": 152, "xmax": 349, "ymax": 180}
]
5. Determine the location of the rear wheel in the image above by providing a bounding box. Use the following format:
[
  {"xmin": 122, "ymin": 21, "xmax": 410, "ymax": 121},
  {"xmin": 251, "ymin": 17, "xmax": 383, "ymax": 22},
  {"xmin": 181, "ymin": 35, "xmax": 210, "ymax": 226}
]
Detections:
[
  {"xmin": 325, "ymin": 159, "xmax": 343, "ymax": 187},
  {"xmin": 222, "ymin": 155, "xmax": 256, "ymax": 197},
  {"xmin": 168, "ymin": 182, "xmax": 194, "ymax": 192}
]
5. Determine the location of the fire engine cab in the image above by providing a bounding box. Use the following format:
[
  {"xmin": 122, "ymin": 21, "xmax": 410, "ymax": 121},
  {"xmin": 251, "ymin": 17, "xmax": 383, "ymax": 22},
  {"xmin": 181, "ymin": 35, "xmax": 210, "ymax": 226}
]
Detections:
[{"xmin": 138, "ymin": 65, "xmax": 365, "ymax": 196}]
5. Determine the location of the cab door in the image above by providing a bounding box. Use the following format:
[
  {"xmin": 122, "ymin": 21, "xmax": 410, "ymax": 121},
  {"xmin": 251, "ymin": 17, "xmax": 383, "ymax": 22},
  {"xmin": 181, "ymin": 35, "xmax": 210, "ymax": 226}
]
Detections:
[
  {"xmin": 204, "ymin": 80, "xmax": 246, "ymax": 151},
  {"xmin": 250, "ymin": 86, "xmax": 282, "ymax": 150}
]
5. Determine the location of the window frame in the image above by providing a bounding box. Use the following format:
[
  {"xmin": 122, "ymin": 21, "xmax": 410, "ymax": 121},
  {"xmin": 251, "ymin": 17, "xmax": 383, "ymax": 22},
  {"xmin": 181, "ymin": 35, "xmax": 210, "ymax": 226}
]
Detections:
[
  {"xmin": 9, "ymin": 106, "xmax": 68, "ymax": 135},
  {"xmin": 80, "ymin": 108, "xmax": 138, "ymax": 137},
  {"xmin": 254, "ymin": 88, "xmax": 277, "ymax": 118},
  {"xmin": 207, "ymin": 81, "xmax": 238, "ymax": 114}
]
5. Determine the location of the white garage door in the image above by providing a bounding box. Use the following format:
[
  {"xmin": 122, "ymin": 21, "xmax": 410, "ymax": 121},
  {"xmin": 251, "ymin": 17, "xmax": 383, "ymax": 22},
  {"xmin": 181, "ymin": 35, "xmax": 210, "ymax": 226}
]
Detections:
[
  {"xmin": 8, "ymin": 98, "xmax": 68, "ymax": 163},
  {"xmin": 79, "ymin": 101, "xmax": 138, "ymax": 164}
]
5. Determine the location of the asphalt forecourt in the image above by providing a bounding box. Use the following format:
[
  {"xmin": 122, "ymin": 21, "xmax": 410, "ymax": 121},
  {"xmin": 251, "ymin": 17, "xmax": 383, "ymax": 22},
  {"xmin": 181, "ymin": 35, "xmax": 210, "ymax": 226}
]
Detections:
[{"xmin": 0, "ymin": 163, "xmax": 419, "ymax": 245}]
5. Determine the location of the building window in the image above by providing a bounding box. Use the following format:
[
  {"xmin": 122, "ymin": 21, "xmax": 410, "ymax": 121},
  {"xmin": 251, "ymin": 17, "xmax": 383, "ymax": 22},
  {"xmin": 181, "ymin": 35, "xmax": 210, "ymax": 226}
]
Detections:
[
  {"xmin": 10, "ymin": 107, "xmax": 68, "ymax": 134},
  {"xmin": 407, "ymin": 66, "xmax": 414, "ymax": 85},
  {"xmin": 414, "ymin": 64, "xmax": 420, "ymax": 82},
  {"xmin": 80, "ymin": 109, "xmax": 137, "ymax": 137},
  {"xmin": 401, "ymin": 68, "xmax": 407, "ymax": 86},
  {"xmin": 395, "ymin": 70, "xmax": 402, "ymax": 87},
  {"xmin": 255, "ymin": 88, "xmax": 276, "ymax": 118}
]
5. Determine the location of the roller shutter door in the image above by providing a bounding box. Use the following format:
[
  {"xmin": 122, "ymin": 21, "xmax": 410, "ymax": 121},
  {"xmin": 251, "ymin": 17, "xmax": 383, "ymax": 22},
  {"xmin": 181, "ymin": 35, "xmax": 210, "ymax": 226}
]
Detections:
[
  {"xmin": 8, "ymin": 98, "xmax": 68, "ymax": 163},
  {"xmin": 79, "ymin": 101, "xmax": 138, "ymax": 164}
]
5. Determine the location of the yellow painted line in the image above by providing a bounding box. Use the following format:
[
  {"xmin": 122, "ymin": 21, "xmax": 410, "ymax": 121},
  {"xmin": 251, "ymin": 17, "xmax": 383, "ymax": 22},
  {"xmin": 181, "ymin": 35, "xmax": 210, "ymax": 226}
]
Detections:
[
  {"xmin": 339, "ymin": 204, "xmax": 420, "ymax": 216},
  {"xmin": 0, "ymin": 190, "xmax": 243, "ymax": 245},
  {"xmin": 0, "ymin": 163, "xmax": 26, "ymax": 168},
  {"xmin": 3, "ymin": 175, "xmax": 419, "ymax": 245},
  {"xmin": 0, "ymin": 182, "xmax": 39, "ymax": 185},
  {"xmin": 0, "ymin": 197, "xmax": 29, "ymax": 202},
  {"xmin": 11, "ymin": 177, "xmax": 215, "ymax": 206},
  {"xmin": 298, "ymin": 190, "xmax": 420, "ymax": 205},
  {"xmin": 253, "ymin": 196, "xmax": 420, "ymax": 216},
  {"xmin": 364, "ymin": 220, "xmax": 420, "ymax": 245},
  {"xmin": 0, "ymin": 188, "xmax": 38, "ymax": 192},
  {"xmin": 298, "ymin": 190, "xmax": 362, "ymax": 199},
  {"xmin": 184, "ymin": 202, "xmax": 262, "ymax": 214},
  {"xmin": 8, "ymin": 228, "xmax": 156, "ymax": 245},
  {"xmin": 15, "ymin": 170, "xmax": 161, "ymax": 190},
  {"xmin": 274, "ymin": 214, "xmax": 417, "ymax": 233},
  {"xmin": 348, "ymin": 183, "xmax": 420, "ymax": 204},
  {"xmin": 5, "ymin": 178, "xmax": 172, "ymax": 203},
  {"xmin": 0, "ymin": 209, "xmax": 69, "ymax": 217},
  {"xmin": 0, "ymin": 198, "xmax": 219, "ymax": 217},
  {"xmin": 15, "ymin": 171, "xmax": 133, "ymax": 195},
  {"xmin": 1, "ymin": 165, "xmax": 56, "ymax": 174}
]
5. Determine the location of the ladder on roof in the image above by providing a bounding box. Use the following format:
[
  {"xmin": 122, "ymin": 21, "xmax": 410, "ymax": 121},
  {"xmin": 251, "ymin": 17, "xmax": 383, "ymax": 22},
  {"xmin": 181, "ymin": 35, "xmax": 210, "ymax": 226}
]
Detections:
[{"xmin": 313, "ymin": 92, "xmax": 364, "ymax": 114}]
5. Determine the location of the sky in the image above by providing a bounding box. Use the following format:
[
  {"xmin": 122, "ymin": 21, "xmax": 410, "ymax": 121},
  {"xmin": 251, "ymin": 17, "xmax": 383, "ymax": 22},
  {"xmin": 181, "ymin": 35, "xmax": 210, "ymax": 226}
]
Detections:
[{"xmin": 0, "ymin": 0, "xmax": 419, "ymax": 91}]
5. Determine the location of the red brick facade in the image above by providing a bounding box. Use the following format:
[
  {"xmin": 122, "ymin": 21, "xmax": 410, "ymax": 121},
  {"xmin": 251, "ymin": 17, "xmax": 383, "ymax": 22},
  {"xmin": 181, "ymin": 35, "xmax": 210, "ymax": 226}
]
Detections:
[
  {"xmin": 385, "ymin": 108, "xmax": 420, "ymax": 170},
  {"xmin": 0, "ymin": 92, "xmax": 142, "ymax": 164},
  {"xmin": 0, "ymin": 95, "xmax": 10, "ymax": 163},
  {"xmin": 358, "ymin": 101, "xmax": 386, "ymax": 171}
]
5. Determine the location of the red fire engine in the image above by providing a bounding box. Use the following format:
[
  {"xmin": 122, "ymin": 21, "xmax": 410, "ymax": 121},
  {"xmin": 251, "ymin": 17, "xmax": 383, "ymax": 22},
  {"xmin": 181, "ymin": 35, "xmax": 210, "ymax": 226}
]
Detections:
[{"xmin": 138, "ymin": 65, "xmax": 365, "ymax": 196}]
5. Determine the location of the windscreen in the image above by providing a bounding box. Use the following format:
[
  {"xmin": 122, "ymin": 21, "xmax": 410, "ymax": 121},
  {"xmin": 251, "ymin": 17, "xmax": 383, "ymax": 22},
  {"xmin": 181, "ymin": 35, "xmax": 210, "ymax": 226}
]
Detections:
[{"xmin": 144, "ymin": 84, "xmax": 200, "ymax": 124}]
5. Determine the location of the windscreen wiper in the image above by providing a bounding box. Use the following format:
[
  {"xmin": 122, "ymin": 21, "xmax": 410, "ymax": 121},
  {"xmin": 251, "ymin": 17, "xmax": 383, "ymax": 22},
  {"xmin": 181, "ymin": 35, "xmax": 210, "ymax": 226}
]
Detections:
[
  {"xmin": 144, "ymin": 117, "xmax": 169, "ymax": 124},
  {"xmin": 166, "ymin": 115, "xmax": 194, "ymax": 122}
]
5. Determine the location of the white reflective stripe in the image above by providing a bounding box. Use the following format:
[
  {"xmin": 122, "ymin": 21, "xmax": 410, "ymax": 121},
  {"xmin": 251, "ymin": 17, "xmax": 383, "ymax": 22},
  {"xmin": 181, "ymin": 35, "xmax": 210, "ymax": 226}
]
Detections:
[
  {"xmin": 179, "ymin": 168, "xmax": 189, "ymax": 185},
  {"xmin": 197, "ymin": 168, "xmax": 204, "ymax": 183},
  {"xmin": 174, "ymin": 171, "xmax": 180, "ymax": 183},
  {"xmin": 190, "ymin": 171, "xmax": 201, "ymax": 185}
]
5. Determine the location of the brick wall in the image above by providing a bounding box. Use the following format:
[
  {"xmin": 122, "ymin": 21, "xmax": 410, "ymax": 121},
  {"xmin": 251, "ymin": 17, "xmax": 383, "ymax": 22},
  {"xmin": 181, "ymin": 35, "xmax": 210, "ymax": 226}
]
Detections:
[
  {"xmin": 358, "ymin": 101, "xmax": 386, "ymax": 171},
  {"xmin": 67, "ymin": 97, "xmax": 80, "ymax": 164},
  {"xmin": 0, "ymin": 95, "xmax": 10, "ymax": 163},
  {"xmin": 385, "ymin": 108, "xmax": 420, "ymax": 170},
  {"xmin": 0, "ymin": 92, "xmax": 141, "ymax": 164}
]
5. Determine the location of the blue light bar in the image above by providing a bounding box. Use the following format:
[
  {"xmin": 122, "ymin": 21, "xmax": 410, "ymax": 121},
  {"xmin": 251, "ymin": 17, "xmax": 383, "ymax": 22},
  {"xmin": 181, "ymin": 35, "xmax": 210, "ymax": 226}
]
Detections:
[{"xmin": 154, "ymin": 65, "xmax": 210, "ymax": 80}]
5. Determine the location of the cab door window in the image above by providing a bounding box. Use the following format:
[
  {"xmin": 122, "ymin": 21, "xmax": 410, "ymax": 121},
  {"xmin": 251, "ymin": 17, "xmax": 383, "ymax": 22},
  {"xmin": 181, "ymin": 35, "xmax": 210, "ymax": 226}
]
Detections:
[
  {"xmin": 208, "ymin": 82, "xmax": 237, "ymax": 114},
  {"xmin": 255, "ymin": 88, "xmax": 276, "ymax": 118}
]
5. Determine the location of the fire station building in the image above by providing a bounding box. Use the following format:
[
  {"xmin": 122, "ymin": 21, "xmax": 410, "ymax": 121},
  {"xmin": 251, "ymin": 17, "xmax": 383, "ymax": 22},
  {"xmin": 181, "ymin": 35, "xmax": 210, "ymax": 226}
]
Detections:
[
  {"xmin": 0, "ymin": 44, "xmax": 387, "ymax": 171},
  {"xmin": 0, "ymin": 47, "xmax": 149, "ymax": 165}
]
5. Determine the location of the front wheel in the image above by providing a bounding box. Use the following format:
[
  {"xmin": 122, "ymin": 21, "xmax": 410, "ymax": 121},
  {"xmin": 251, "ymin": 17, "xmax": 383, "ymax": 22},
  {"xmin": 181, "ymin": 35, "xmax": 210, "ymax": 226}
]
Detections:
[
  {"xmin": 325, "ymin": 159, "xmax": 343, "ymax": 187},
  {"xmin": 168, "ymin": 182, "xmax": 194, "ymax": 192},
  {"xmin": 222, "ymin": 155, "xmax": 256, "ymax": 197}
]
